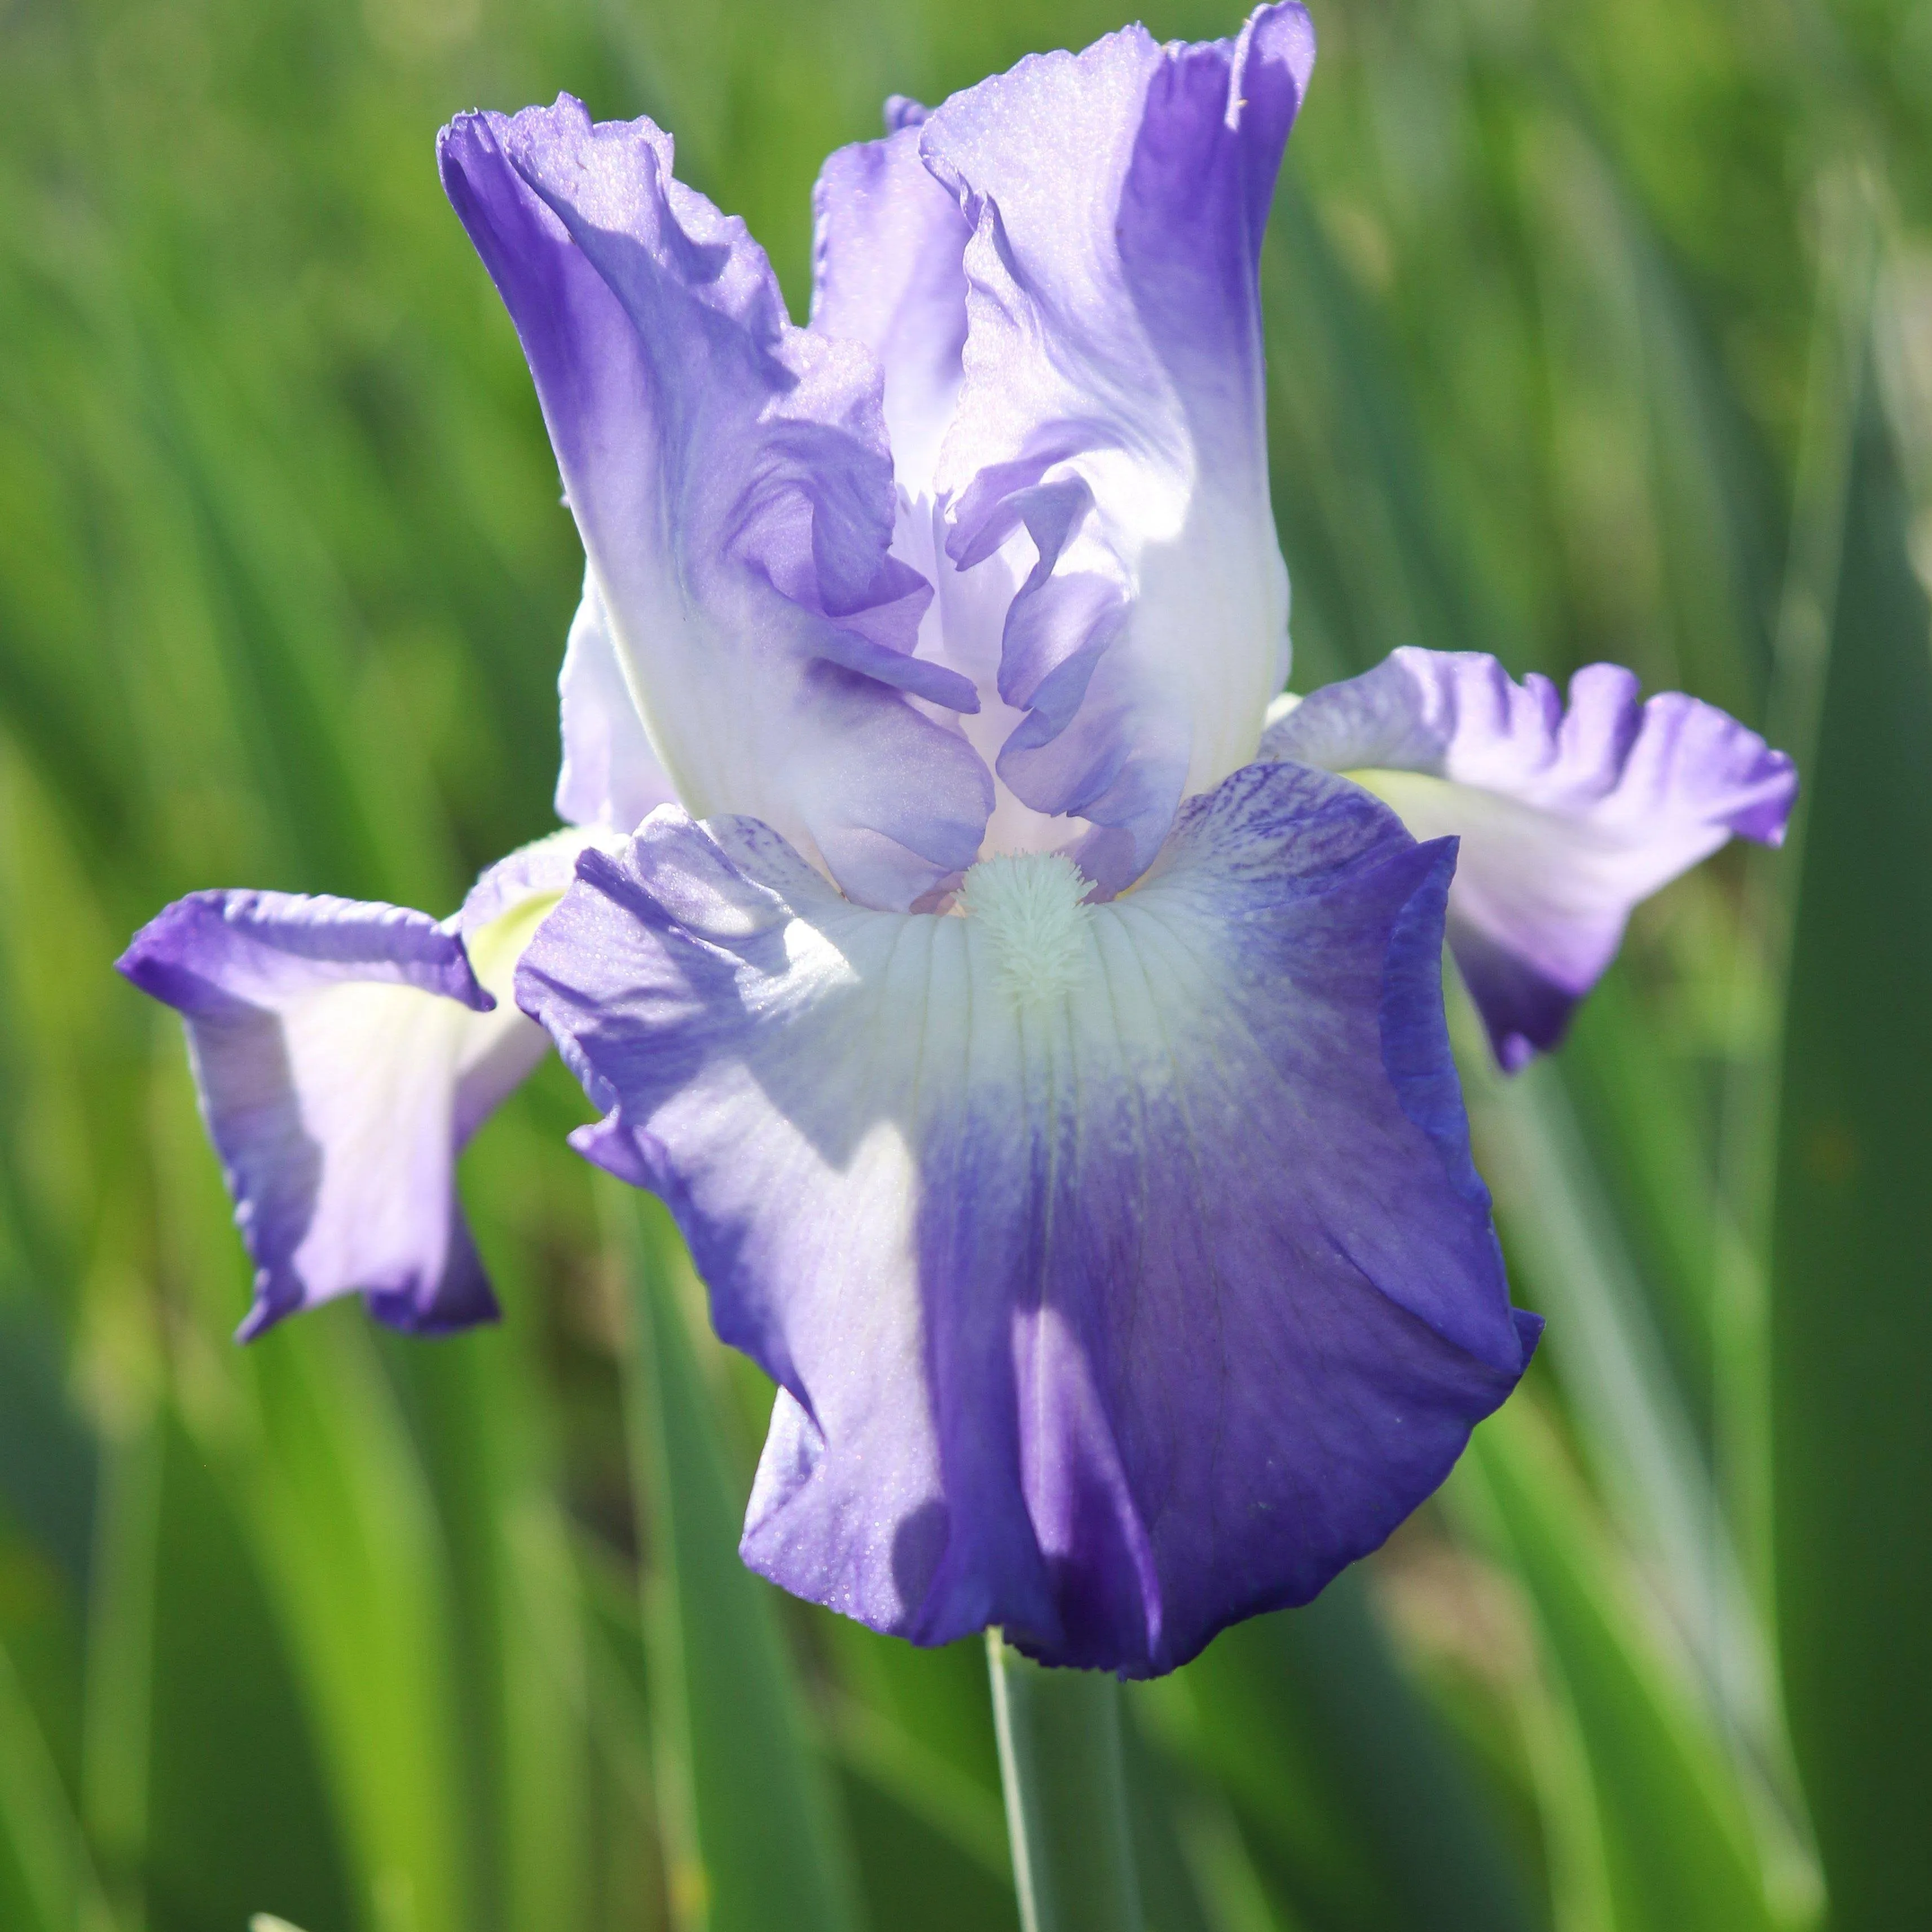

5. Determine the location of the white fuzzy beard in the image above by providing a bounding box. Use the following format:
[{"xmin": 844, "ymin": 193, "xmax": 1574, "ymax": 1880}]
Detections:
[{"xmin": 957, "ymin": 852, "xmax": 1096, "ymax": 1010}]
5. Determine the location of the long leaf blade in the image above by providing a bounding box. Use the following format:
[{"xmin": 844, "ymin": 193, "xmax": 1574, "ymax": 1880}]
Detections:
[
  {"xmin": 1771, "ymin": 344, "xmax": 1932, "ymax": 1928},
  {"xmin": 618, "ymin": 1191, "xmax": 862, "ymax": 1932}
]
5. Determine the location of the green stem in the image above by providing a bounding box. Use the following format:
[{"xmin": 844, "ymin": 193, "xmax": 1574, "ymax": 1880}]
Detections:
[{"xmin": 987, "ymin": 1630, "xmax": 1143, "ymax": 1932}]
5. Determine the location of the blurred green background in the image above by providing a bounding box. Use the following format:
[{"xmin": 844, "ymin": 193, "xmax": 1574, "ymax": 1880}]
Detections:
[{"xmin": 3, "ymin": 0, "xmax": 1929, "ymax": 1926}]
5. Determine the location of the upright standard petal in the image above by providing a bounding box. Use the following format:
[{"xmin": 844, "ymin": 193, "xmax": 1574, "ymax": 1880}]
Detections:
[
  {"xmin": 438, "ymin": 98, "xmax": 994, "ymax": 910},
  {"xmin": 809, "ymin": 111, "xmax": 971, "ymax": 500},
  {"xmin": 1264, "ymin": 649, "xmax": 1799, "ymax": 1068},
  {"xmin": 518, "ymin": 763, "xmax": 1539, "ymax": 1676},
  {"xmin": 809, "ymin": 102, "xmax": 1116, "ymax": 869},
  {"xmin": 919, "ymin": 5, "xmax": 1314, "ymax": 888},
  {"xmin": 117, "ymin": 834, "xmax": 601, "ymax": 1338}
]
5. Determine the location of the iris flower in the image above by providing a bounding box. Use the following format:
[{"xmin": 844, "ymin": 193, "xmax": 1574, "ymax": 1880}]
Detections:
[{"xmin": 118, "ymin": 3, "xmax": 1794, "ymax": 1675}]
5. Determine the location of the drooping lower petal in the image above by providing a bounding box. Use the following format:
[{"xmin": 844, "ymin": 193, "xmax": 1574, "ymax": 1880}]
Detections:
[
  {"xmin": 518, "ymin": 763, "xmax": 1538, "ymax": 1676},
  {"xmin": 918, "ymin": 5, "xmax": 1314, "ymax": 889},
  {"xmin": 117, "ymin": 833, "xmax": 601, "ymax": 1337},
  {"xmin": 1262, "ymin": 649, "xmax": 1798, "ymax": 1068},
  {"xmin": 438, "ymin": 98, "xmax": 994, "ymax": 910}
]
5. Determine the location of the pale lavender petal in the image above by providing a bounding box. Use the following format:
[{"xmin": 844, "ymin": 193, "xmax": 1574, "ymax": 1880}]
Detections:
[
  {"xmin": 518, "ymin": 763, "xmax": 1537, "ymax": 1676},
  {"xmin": 118, "ymin": 836, "xmax": 600, "ymax": 1337},
  {"xmin": 1264, "ymin": 649, "xmax": 1799, "ymax": 1067},
  {"xmin": 554, "ymin": 571, "xmax": 681, "ymax": 833},
  {"xmin": 810, "ymin": 112, "xmax": 970, "ymax": 499},
  {"xmin": 438, "ymin": 97, "xmax": 994, "ymax": 910},
  {"xmin": 919, "ymin": 5, "xmax": 1314, "ymax": 889}
]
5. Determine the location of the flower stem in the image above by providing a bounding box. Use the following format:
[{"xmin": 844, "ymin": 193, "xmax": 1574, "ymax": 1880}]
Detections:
[{"xmin": 987, "ymin": 1629, "xmax": 1143, "ymax": 1932}]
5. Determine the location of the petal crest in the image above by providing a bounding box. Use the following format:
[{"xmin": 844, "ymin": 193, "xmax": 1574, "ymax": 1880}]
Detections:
[
  {"xmin": 118, "ymin": 834, "xmax": 602, "ymax": 1337},
  {"xmin": 518, "ymin": 763, "xmax": 1536, "ymax": 1676},
  {"xmin": 1264, "ymin": 648, "xmax": 1799, "ymax": 1067},
  {"xmin": 438, "ymin": 97, "xmax": 995, "ymax": 909},
  {"xmin": 919, "ymin": 5, "xmax": 1314, "ymax": 888}
]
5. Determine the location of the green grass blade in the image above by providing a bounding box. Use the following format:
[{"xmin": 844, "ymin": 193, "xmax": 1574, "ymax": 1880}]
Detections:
[
  {"xmin": 375, "ymin": 1330, "xmax": 594, "ymax": 1932},
  {"xmin": 1117, "ymin": 1710, "xmax": 1216, "ymax": 1932},
  {"xmin": 1458, "ymin": 998, "xmax": 1817, "ymax": 1912},
  {"xmin": 0, "ymin": 1627, "xmax": 114, "ymax": 1932},
  {"xmin": 242, "ymin": 1314, "xmax": 470, "ymax": 1932},
  {"xmin": 829, "ymin": 1729, "xmax": 1015, "ymax": 1932},
  {"xmin": 618, "ymin": 1190, "xmax": 862, "ymax": 1932},
  {"xmin": 144, "ymin": 1412, "xmax": 357, "ymax": 1932},
  {"xmin": 1464, "ymin": 1058, "xmax": 1757, "ymax": 1709},
  {"xmin": 1770, "ymin": 342, "xmax": 1932, "ymax": 1927},
  {"xmin": 80, "ymin": 1424, "xmax": 159, "ymax": 1928},
  {"xmin": 0, "ymin": 1301, "xmax": 98, "ymax": 1609},
  {"xmin": 815, "ymin": 1623, "xmax": 1016, "ymax": 1929},
  {"xmin": 1143, "ymin": 1573, "xmax": 1538, "ymax": 1932},
  {"xmin": 1456, "ymin": 1400, "xmax": 1792, "ymax": 1932}
]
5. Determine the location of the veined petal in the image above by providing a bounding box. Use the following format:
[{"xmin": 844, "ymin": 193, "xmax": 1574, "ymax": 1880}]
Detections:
[
  {"xmin": 438, "ymin": 96, "xmax": 994, "ymax": 910},
  {"xmin": 554, "ymin": 571, "xmax": 681, "ymax": 833},
  {"xmin": 810, "ymin": 109, "xmax": 970, "ymax": 501},
  {"xmin": 1264, "ymin": 648, "xmax": 1798, "ymax": 1068},
  {"xmin": 518, "ymin": 763, "xmax": 1537, "ymax": 1677},
  {"xmin": 919, "ymin": 5, "xmax": 1313, "ymax": 889},
  {"xmin": 117, "ymin": 833, "xmax": 603, "ymax": 1338}
]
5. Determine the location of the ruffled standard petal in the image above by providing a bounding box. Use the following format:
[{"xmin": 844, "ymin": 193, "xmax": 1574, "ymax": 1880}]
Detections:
[
  {"xmin": 919, "ymin": 5, "xmax": 1314, "ymax": 889},
  {"xmin": 810, "ymin": 111, "xmax": 971, "ymax": 500},
  {"xmin": 117, "ymin": 834, "xmax": 601, "ymax": 1338},
  {"xmin": 1264, "ymin": 649, "xmax": 1799, "ymax": 1068},
  {"xmin": 438, "ymin": 97, "xmax": 994, "ymax": 910},
  {"xmin": 518, "ymin": 763, "xmax": 1538, "ymax": 1677}
]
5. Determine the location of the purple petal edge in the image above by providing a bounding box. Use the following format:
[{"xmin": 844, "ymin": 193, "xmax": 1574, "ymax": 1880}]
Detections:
[{"xmin": 120, "ymin": 891, "xmax": 490, "ymax": 1018}]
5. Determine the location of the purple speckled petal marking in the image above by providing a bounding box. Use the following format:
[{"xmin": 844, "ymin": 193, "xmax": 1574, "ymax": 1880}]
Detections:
[
  {"xmin": 117, "ymin": 834, "xmax": 601, "ymax": 1337},
  {"xmin": 438, "ymin": 97, "xmax": 994, "ymax": 910},
  {"xmin": 917, "ymin": 4, "xmax": 1314, "ymax": 890},
  {"xmin": 1264, "ymin": 648, "xmax": 1799, "ymax": 1067},
  {"xmin": 517, "ymin": 763, "xmax": 1538, "ymax": 1676}
]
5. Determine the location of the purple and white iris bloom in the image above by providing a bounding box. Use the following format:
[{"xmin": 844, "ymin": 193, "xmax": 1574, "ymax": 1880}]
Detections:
[{"xmin": 117, "ymin": 3, "xmax": 1795, "ymax": 1676}]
